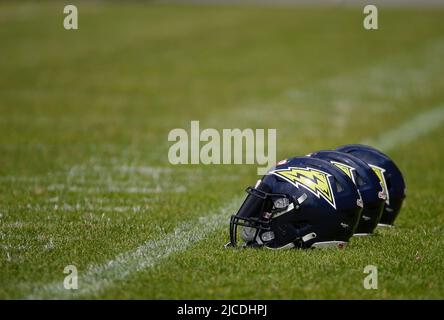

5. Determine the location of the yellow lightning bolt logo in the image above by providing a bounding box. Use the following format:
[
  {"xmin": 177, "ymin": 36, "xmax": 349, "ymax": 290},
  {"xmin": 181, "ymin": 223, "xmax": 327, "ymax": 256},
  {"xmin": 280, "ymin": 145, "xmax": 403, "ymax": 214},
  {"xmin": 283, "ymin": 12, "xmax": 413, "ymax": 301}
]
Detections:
[
  {"xmin": 330, "ymin": 161, "xmax": 356, "ymax": 184},
  {"xmin": 369, "ymin": 164, "xmax": 390, "ymax": 205},
  {"xmin": 271, "ymin": 166, "xmax": 336, "ymax": 209}
]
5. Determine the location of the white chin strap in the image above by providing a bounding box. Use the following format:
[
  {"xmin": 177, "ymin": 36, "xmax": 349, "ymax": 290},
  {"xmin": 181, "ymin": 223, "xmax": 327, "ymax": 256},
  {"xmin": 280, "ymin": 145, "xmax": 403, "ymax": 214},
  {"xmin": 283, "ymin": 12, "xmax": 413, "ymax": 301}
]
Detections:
[
  {"xmin": 271, "ymin": 202, "xmax": 295, "ymax": 219},
  {"xmin": 265, "ymin": 232, "xmax": 317, "ymax": 250},
  {"xmin": 311, "ymin": 241, "xmax": 347, "ymax": 248},
  {"xmin": 271, "ymin": 193, "xmax": 308, "ymax": 220},
  {"xmin": 377, "ymin": 223, "xmax": 394, "ymax": 228}
]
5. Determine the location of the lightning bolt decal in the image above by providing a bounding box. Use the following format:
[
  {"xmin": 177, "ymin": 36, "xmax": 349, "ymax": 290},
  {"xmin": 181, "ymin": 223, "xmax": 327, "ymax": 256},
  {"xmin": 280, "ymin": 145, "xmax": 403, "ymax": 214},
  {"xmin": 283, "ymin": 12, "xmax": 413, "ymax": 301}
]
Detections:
[
  {"xmin": 330, "ymin": 161, "xmax": 356, "ymax": 184},
  {"xmin": 271, "ymin": 166, "xmax": 336, "ymax": 209},
  {"xmin": 369, "ymin": 164, "xmax": 390, "ymax": 205}
]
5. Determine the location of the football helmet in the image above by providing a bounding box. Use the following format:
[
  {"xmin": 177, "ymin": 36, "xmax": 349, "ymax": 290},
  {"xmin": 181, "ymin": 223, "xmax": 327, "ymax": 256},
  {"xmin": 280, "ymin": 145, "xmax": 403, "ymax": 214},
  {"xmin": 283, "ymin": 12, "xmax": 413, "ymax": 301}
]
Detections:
[
  {"xmin": 228, "ymin": 157, "xmax": 363, "ymax": 249},
  {"xmin": 336, "ymin": 144, "xmax": 406, "ymax": 226},
  {"xmin": 309, "ymin": 150, "xmax": 386, "ymax": 235}
]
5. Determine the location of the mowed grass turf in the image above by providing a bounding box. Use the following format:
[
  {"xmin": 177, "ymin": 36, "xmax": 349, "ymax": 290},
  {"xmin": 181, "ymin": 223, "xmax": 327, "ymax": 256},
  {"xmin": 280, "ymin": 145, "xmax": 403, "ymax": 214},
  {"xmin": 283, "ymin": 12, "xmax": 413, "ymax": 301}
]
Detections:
[{"xmin": 0, "ymin": 2, "xmax": 443, "ymax": 299}]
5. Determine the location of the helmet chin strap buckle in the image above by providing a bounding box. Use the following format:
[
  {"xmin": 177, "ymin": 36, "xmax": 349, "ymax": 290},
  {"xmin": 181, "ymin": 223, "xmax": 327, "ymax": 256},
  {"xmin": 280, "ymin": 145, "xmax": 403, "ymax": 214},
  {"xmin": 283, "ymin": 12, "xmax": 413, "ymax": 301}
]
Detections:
[
  {"xmin": 302, "ymin": 232, "xmax": 317, "ymax": 242},
  {"xmin": 296, "ymin": 193, "xmax": 308, "ymax": 206}
]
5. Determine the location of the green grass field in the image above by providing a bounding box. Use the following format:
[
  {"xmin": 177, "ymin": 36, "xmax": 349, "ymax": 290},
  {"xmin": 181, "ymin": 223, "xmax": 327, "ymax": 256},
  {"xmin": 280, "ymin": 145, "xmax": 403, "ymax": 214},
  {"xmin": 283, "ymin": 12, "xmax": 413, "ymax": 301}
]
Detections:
[{"xmin": 1, "ymin": 2, "xmax": 444, "ymax": 299}]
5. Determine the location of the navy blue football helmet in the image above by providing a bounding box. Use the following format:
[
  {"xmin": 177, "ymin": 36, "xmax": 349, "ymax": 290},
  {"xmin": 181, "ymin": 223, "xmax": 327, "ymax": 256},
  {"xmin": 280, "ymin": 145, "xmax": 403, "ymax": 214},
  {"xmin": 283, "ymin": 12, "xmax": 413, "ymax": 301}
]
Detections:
[
  {"xmin": 228, "ymin": 157, "xmax": 363, "ymax": 249},
  {"xmin": 336, "ymin": 144, "xmax": 406, "ymax": 226},
  {"xmin": 309, "ymin": 150, "xmax": 386, "ymax": 235}
]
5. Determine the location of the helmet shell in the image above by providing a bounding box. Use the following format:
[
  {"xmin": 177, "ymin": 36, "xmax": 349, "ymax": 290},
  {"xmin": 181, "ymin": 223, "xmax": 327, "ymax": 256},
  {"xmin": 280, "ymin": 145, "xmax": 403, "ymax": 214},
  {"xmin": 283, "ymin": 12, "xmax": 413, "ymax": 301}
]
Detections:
[
  {"xmin": 261, "ymin": 156, "xmax": 362, "ymax": 248},
  {"xmin": 336, "ymin": 144, "xmax": 406, "ymax": 225},
  {"xmin": 309, "ymin": 150, "xmax": 385, "ymax": 234}
]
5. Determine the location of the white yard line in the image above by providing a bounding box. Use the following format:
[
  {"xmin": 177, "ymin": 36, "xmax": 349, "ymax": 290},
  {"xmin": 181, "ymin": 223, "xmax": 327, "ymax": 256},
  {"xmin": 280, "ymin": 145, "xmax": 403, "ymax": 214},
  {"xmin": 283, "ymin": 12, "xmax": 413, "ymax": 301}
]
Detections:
[
  {"xmin": 19, "ymin": 38, "xmax": 444, "ymax": 299},
  {"xmin": 25, "ymin": 198, "xmax": 242, "ymax": 299},
  {"xmin": 361, "ymin": 105, "xmax": 444, "ymax": 151},
  {"xmin": 25, "ymin": 104, "xmax": 444, "ymax": 299},
  {"xmin": 3, "ymin": 204, "xmax": 148, "ymax": 214},
  {"xmin": 46, "ymin": 184, "xmax": 187, "ymax": 194}
]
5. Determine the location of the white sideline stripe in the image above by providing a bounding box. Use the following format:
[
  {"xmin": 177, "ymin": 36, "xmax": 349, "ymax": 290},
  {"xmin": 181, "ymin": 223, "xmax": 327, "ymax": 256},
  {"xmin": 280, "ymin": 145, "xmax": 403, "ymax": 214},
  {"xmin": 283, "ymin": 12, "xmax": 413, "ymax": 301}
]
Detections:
[
  {"xmin": 25, "ymin": 105, "xmax": 444, "ymax": 299},
  {"xmin": 46, "ymin": 184, "xmax": 187, "ymax": 194},
  {"xmin": 361, "ymin": 105, "xmax": 444, "ymax": 151},
  {"xmin": 16, "ymin": 39, "xmax": 444, "ymax": 299},
  {"xmin": 25, "ymin": 198, "xmax": 242, "ymax": 299},
  {"xmin": 4, "ymin": 204, "xmax": 149, "ymax": 214}
]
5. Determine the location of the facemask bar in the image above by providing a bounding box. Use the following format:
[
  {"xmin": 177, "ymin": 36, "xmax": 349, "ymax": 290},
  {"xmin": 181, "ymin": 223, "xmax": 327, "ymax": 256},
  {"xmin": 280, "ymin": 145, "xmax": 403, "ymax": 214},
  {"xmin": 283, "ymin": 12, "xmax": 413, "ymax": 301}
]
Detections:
[{"xmin": 227, "ymin": 186, "xmax": 294, "ymax": 248}]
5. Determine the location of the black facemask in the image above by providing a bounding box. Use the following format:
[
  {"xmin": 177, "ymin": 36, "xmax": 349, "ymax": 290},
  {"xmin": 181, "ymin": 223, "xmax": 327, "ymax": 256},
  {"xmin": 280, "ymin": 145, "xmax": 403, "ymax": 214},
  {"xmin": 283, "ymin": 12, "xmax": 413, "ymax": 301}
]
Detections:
[{"xmin": 227, "ymin": 182, "xmax": 295, "ymax": 248}]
